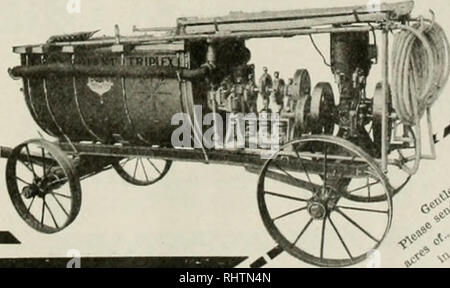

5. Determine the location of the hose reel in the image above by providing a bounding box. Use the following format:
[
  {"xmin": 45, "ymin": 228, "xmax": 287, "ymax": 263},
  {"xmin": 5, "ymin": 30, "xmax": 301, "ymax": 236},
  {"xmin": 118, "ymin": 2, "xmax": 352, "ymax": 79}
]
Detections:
[
  {"xmin": 391, "ymin": 20, "xmax": 450, "ymax": 126},
  {"xmin": 390, "ymin": 17, "xmax": 450, "ymax": 175}
]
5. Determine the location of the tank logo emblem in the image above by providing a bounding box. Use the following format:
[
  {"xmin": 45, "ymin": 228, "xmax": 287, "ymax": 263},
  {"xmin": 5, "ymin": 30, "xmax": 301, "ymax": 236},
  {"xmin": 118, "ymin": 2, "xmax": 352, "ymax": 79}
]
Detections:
[{"xmin": 87, "ymin": 78, "xmax": 114, "ymax": 103}]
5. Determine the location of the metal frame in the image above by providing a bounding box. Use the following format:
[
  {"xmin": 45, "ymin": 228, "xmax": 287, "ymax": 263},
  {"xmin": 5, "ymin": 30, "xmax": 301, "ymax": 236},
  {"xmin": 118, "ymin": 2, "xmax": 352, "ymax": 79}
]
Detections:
[
  {"xmin": 6, "ymin": 0, "xmax": 430, "ymax": 179},
  {"xmin": 13, "ymin": 1, "xmax": 413, "ymax": 52},
  {"xmin": 7, "ymin": 22, "xmax": 409, "ymax": 176}
]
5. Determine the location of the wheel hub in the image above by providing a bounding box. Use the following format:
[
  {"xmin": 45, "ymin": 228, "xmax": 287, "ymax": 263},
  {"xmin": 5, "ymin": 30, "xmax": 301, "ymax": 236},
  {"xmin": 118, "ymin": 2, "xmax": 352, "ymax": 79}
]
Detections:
[
  {"xmin": 308, "ymin": 202, "xmax": 326, "ymax": 220},
  {"xmin": 22, "ymin": 185, "xmax": 39, "ymax": 199},
  {"xmin": 308, "ymin": 186, "xmax": 339, "ymax": 220},
  {"xmin": 22, "ymin": 176, "xmax": 58, "ymax": 199}
]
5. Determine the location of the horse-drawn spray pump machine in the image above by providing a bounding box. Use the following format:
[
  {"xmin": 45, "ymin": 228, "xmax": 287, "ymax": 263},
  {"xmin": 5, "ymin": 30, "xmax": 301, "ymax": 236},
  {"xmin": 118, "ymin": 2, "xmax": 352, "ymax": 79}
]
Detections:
[{"xmin": 3, "ymin": 1, "xmax": 450, "ymax": 267}]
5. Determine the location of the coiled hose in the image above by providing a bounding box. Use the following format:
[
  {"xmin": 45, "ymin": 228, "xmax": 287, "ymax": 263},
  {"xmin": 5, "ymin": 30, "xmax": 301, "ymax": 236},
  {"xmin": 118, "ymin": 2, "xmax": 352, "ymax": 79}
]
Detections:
[{"xmin": 391, "ymin": 19, "xmax": 450, "ymax": 174}]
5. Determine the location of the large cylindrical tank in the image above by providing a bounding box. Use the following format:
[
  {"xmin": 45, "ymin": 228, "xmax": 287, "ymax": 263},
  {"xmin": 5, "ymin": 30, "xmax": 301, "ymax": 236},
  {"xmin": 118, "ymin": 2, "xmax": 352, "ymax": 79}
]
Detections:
[
  {"xmin": 18, "ymin": 42, "xmax": 194, "ymax": 146},
  {"xmin": 14, "ymin": 39, "xmax": 251, "ymax": 147}
]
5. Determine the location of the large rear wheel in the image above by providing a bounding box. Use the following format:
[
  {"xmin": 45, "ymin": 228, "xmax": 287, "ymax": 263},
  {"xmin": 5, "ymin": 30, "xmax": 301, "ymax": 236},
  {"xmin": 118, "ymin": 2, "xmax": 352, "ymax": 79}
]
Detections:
[{"xmin": 257, "ymin": 135, "xmax": 392, "ymax": 267}]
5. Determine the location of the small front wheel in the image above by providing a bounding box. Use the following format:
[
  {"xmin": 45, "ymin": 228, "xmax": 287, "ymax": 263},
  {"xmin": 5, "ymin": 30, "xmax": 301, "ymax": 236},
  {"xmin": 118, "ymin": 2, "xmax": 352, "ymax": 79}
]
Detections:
[
  {"xmin": 6, "ymin": 140, "xmax": 82, "ymax": 234},
  {"xmin": 113, "ymin": 158, "xmax": 172, "ymax": 186}
]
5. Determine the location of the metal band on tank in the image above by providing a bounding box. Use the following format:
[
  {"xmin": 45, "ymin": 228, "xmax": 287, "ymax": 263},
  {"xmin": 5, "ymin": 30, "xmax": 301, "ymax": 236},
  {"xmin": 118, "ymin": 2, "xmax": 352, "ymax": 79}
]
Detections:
[
  {"xmin": 25, "ymin": 55, "xmax": 56, "ymax": 137},
  {"xmin": 71, "ymin": 54, "xmax": 102, "ymax": 142},
  {"xmin": 42, "ymin": 54, "xmax": 70, "ymax": 139},
  {"xmin": 25, "ymin": 55, "xmax": 40, "ymax": 125},
  {"xmin": 177, "ymin": 52, "xmax": 187, "ymax": 115},
  {"xmin": 120, "ymin": 53, "xmax": 150, "ymax": 144},
  {"xmin": 43, "ymin": 78, "xmax": 67, "ymax": 139}
]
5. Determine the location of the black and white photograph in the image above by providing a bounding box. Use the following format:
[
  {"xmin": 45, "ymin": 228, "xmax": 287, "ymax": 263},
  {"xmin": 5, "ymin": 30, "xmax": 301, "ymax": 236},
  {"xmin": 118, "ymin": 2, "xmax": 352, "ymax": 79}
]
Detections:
[{"xmin": 0, "ymin": 0, "xmax": 449, "ymax": 273}]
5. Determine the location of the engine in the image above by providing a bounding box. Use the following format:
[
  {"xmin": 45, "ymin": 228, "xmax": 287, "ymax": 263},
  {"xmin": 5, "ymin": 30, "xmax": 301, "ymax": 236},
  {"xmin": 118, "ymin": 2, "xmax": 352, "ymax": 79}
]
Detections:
[{"xmin": 205, "ymin": 31, "xmax": 379, "ymax": 153}]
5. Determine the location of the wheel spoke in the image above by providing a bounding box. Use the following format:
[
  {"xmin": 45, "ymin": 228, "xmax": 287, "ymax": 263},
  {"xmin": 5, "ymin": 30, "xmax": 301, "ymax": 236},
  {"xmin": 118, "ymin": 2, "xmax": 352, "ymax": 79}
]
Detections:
[
  {"xmin": 120, "ymin": 157, "xmax": 134, "ymax": 168},
  {"xmin": 272, "ymin": 207, "xmax": 307, "ymax": 221},
  {"xmin": 16, "ymin": 176, "xmax": 31, "ymax": 186},
  {"xmin": 19, "ymin": 160, "xmax": 35, "ymax": 175},
  {"xmin": 25, "ymin": 145, "xmax": 38, "ymax": 178},
  {"xmin": 274, "ymin": 164, "xmax": 313, "ymax": 192},
  {"xmin": 147, "ymin": 159, "xmax": 162, "ymax": 175},
  {"xmin": 51, "ymin": 192, "xmax": 72, "ymax": 199},
  {"xmin": 320, "ymin": 218, "xmax": 327, "ymax": 260},
  {"xmin": 51, "ymin": 193, "xmax": 70, "ymax": 217},
  {"xmin": 44, "ymin": 201, "xmax": 59, "ymax": 229},
  {"xmin": 133, "ymin": 159, "xmax": 139, "ymax": 179},
  {"xmin": 328, "ymin": 215, "xmax": 353, "ymax": 260},
  {"xmin": 293, "ymin": 218, "xmax": 314, "ymax": 246},
  {"xmin": 27, "ymin": 196, "xmax": 36, "ymax": 212},
  {"xmin": 41, "ymin": 199, "xmax": 45, "ymax": 225},
  {"xmin": 347, "ymin": 181, "xmax": 380, "ymax": 194},
  {"xmin": 275, "ymin": 164, "xmax": 298, "ymax": 182},
  {"xmin": 337, "ymin": 206, "xmax": 388, "ymax": 215},
  {"xmin": 140, "ymin": 158, "xmax": 150, "ymax": 182},
  {"xmin": 265, "ymin": 169, "xmax": 321, "ymax": 192},
  {"xmin": 294, "ymin": 150, "xmax": 314, "ymax": 189},
  {"xmin": 265, "ymin": 191, "xmax": 308, "ymax": 202},
  {"xmin": 42, "ymin": 148, "xmax": 46, "ymax": 178},
  {"xmin": 336, "ymin": 209, "xmax": 380, "ymax": 243}
]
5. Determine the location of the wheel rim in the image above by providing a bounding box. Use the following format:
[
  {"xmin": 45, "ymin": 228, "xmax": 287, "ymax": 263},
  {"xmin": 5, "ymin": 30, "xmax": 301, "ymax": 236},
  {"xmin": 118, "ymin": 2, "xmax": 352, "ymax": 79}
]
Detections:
[
  {"xmin": 113, "ymin": 158, "xmax": 172, "ymax": 186},
  {"xmin": 6, "ymin": 140, "xmax": 81, "ymax": 234},
  {"xmin": 356, "ymin": 119, "xmax": 415, "ymax": 202},
  {"xmin": 348, "ymin": 83, "xmax": 412, "ymax": 202},
  {"xmin": 390, "ymin": 124, "xmax": 419, "ymax": 175},
  {"xmin": 257, "ymin": 136, "xmax": 392, "ymax": 267}
]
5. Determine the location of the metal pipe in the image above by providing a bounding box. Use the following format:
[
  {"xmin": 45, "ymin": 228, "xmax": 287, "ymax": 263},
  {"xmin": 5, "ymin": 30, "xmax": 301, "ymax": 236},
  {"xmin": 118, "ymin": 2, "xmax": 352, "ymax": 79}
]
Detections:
[
  {"xmin": 10, "ymin": 63, "xmax": 211, "ymax": 80},
  {"xmin": 13, "ymin": 25, "xmax": 380, "ymax": 52},
  {"xmin": 177, "ymin": 1, "xmax": 414, "ymax": 26},
  {"xmin": 132, "ymin": 25, "xmax": 175, "ymax": 33},
  {"xmin": 381, "ymin": 29, "xmax": 389, "ymax": 172}
]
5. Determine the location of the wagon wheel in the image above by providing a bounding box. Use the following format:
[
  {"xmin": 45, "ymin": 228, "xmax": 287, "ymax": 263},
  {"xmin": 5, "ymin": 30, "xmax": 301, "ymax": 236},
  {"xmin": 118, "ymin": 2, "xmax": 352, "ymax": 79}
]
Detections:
[
  {"xmin": 258, "ymin": 135, "xmax": 392, "ymax": 267},
  {"xmin": 113, "ymin": 158, "xmax": 172, "ymax": 186},
  {"xmin": 6, "ymin": 139, "xmax": 82, "ymax": 234}
]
